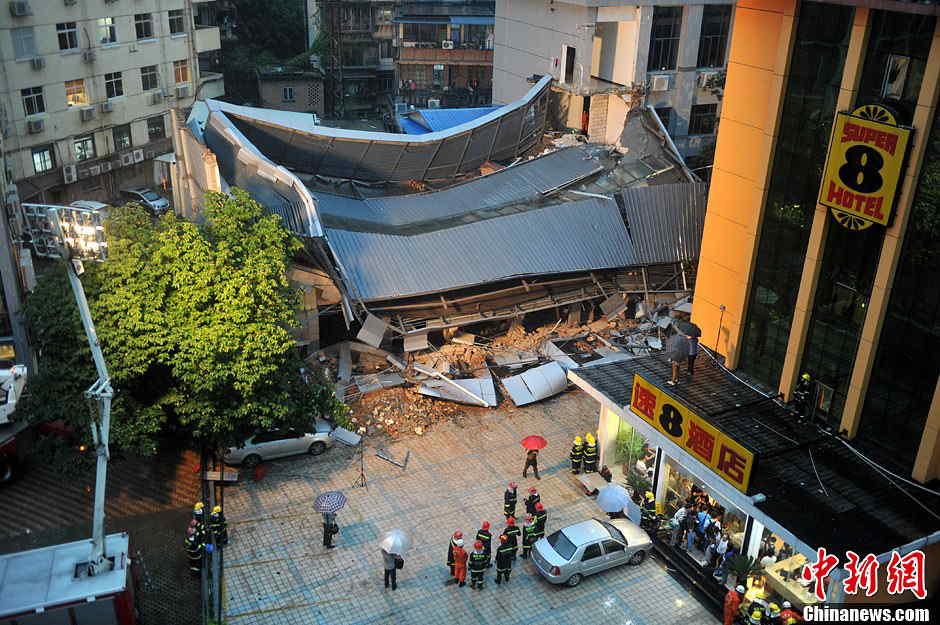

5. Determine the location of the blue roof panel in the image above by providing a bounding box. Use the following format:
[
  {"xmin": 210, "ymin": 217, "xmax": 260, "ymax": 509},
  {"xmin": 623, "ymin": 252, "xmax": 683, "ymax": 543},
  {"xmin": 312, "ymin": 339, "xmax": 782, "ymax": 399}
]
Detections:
[
  {"xmin": 398, "ymin": 116, "xmax": 431, "ymax": 134},
  {"xmin": 418, "ymin": 106, "xmax": 500, "ymax": 131}
]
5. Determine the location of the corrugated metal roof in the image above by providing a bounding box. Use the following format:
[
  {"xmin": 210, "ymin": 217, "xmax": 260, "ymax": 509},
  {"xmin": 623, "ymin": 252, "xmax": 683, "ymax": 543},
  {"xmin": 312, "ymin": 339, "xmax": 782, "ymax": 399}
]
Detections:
[
  {"xmin": 325, "ymin": 197, "xmax": 634, "ymax": 301},
  {"xmin": 619, "ymin": 183, "xmax": 707, "ymax": 265},
  {"xmin": 310, "ymin": 146, "xmax": 603, "ymax": 232},
  {"xmin": 399, "ymin": 107, "xmax": 500, "ymax": 134}
]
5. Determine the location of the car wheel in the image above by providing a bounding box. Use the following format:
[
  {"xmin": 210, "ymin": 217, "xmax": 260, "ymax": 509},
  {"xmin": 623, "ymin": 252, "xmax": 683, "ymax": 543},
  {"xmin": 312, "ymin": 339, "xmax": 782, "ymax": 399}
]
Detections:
[
  {"xmin": 565, "ymin": 573, "xmax": 582, "ymax": 587},
  {"xmin": 242, "ymin": 454, "xmax": 262, "ymax": 469},
  {"xmin": 629, "ymin": 550, "xmax": 647, "ymax": 565},
  {"xmin": 308, "ymin": 441, "xmax": 327, "ymax": 456}
]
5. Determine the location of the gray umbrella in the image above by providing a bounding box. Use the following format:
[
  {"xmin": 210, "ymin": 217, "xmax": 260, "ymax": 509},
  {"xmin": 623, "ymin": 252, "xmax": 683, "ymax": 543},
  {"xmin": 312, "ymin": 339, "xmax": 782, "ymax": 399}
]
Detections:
[
  {"xmin": 665, "ymin": 333, "xmax": 690, "ymax": 362},
  {"xmin": 596, "ymin": 484, "xmax": 632, "ymax": 513},
  {"xmin": 673, "ymin": 319, "xmax": 702, "ymax": 338}
]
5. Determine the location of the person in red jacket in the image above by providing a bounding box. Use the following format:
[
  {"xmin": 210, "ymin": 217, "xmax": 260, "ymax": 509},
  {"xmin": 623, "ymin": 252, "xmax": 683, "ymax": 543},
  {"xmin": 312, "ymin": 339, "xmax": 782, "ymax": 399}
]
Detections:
[
  {"xmin": 779, "ymin": 601, "xmax": 803, "ymax": 623},
  {"xmin": 452, "ymin": 538, "xmax": 468, "ymax": 587},
  {"xmin": 446, "ymin": 530, "xmax": 463, "ymax": 583},
  {"xmin": 724, "ymin": 585, "xmax": 744, "ymax": 625}
]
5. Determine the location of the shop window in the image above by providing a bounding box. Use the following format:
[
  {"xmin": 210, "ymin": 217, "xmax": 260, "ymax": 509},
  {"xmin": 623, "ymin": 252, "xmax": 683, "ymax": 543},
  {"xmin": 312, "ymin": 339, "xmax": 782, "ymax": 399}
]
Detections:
[
  {"xmin": 169, "ymin": 9, "xmax": 185, "ymax": 35},
  {"xmin": 113, "ymin": 124, "xmax": 132, "ymax": 151},
  {"xmin": 141, "ymin": 65, "xmax": 160, "ymax": 91},
  {"xmin": 21, "ymin": 86, "xmax": 44, "ymax": 116},
  {"xmin": 581, "ymin": 543, "xmax": 602, "ymax": 561},
  {"xmin": 32, "ymin": 145, "xmax": 55, "ymax": 174},
  {"xmin": 688, "ymin": 104, "xmax": 717, "ymax": 135},
  {"xmin": 73, "ymin": 135, "xmax": 95, "ymax": 162},
  {"xmin": 98, "ymin": 17, "xmax": 117, "ymax": 45},
  {"xmin": 616, "ymin": 420, "xmax": 653, "ymax": 495},
  {"xmin": 697, "ymin": 5, "xmax": 731, "ymax": 68},
  {"xmin": 147, "ymin": 115, "xmax": 166, "ymax": 140},
  {"xmin": 57, "ymin": 22, "xmax": 78, "ymax": 51},
  {"xmin": 174, "ymin": 60, "xmax": 190, "ymax": 84},
  {"xmin": 11, "ymin": 27, "xmax": 36, "ymax": 60},
  {"xmin": 135, "ymin": 13, "xmax": 154, "ymax": 40},
  {"xmin": 649, "ymin": 7, "xmax": 681, "ymax": 71}
]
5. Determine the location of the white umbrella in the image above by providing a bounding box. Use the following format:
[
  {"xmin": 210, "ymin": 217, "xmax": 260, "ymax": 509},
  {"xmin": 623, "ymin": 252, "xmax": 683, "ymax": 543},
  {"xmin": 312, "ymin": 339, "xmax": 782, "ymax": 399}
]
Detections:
[
  {"xmin": 380, "ymin": 529, "xmax": 411, "ymax": 555},
  {"xmin": 596, "ymin": 484, "xmax": 632, "ymax": 513}
]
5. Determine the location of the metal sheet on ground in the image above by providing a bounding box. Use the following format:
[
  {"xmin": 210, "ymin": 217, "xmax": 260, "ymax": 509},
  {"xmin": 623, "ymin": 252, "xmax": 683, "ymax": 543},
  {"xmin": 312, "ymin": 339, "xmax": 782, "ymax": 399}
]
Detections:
[
  {"xmin": 417, "ymin": 373, "xmax": 498, "ymax": 407},
  {"xmin": 501, "ymin": 362, "xmax": 567, "ymax": 406},
  {"xmin": 403, "ymin": 333, "xmax": 429, "ymax": 352}
]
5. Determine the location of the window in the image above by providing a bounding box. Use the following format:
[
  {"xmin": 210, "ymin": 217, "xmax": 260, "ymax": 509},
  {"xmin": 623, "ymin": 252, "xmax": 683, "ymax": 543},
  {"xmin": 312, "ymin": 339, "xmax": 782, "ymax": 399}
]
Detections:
[
  {"xmin": 32, "ymin": 146, "xmax": 55, "ymax": 174},
  {"xmin": 11, "ymin": 27, "xmax": 36, "ymax": 60},
  {"xmin": 135, "ymin": 13, "xmax": 154, "ymax": 40},
  {"xmin": 113, "ymin": 124, "xmax": 132, "ymax": 150},
  {"xmin": 581, "ymin": 543, "xmax": 603, "ymax": 561},
  {"xmin": 563, "ymin": 45, "xmax": 576, "ymax": 84},
  {"xmin": 649, "ymin": 7, "xmax": 682, "ymax": 71},
  {"xmin": 105, "ymin": 72, "xmax": 124, "ymax": 98},
  {"xmin": 655, "ymin": 107, "xmax": 673, "ymax": 130},
  {"xmin": 697, "ymin": 6, "xmax": 732, "ymax": 68},
  {"xmin": 403, "ymin": 23, "xmax": 443, "ymax": 43},
  {"xmin": 147, "ymin": 115, "xmax": 166, "ymax": 140},
  {"xmin": 282, "ymin": 86, "xmax": 295, "ymax": 102},
  {"xmin": 602, "ymin": 540, "xmax": 625, "ymax": 554},
  {"xmin": 169, "ymin": 9, "xmax": 185, "ymax": 34},
  {"xmin": 173, "ymin": 60, "xmax": 189, "ymax": 84},
  {"xmin": 141, "ymin": 65, "xmax": 160, "ymax": 91},
  {"xmin": 379, "ymin": 39, "xmax": 393, "ymax": 59},
  {"xmin": 688, "ymin": 103, "xmax": 718, "ymax": 135},
  {"xmin": 21, "ymin": 86, "xmax": 44, "ymax": 116},
  {"xmin": 57, "ymin": 22, "xmax": 78, "ymax": 51},
  {"xmin": 98, "ymin": 17, "xmax": 117, "ymax": 45},
  {"xmin": 73, "ymin": 135, "xmax": 95, "ymax": 161},
  {"xmin": 546, "ymin": 530, "xmax": 577, "ymax": 560},
  {"xmin": 65, "ymin": 79, "xmax": 87, "ymax": 107}
]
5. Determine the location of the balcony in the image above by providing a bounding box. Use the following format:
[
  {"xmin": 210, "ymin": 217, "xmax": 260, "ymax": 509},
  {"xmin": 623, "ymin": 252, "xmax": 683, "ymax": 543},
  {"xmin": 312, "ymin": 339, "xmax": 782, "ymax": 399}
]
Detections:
[
  {"xmin": 397, "ymin": 46, "xmax": 492, "ymax": 66},
  {"xmin": 195, "ymin": 26, "xmax": 221, "ymax": 53}
]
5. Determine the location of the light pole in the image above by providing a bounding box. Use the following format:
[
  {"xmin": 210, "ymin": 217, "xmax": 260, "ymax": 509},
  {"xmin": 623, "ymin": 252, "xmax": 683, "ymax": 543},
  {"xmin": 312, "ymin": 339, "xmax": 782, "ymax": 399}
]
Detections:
[{"xmin": 23, "ymin": 203, "xmax": 114, "ymax": 576}]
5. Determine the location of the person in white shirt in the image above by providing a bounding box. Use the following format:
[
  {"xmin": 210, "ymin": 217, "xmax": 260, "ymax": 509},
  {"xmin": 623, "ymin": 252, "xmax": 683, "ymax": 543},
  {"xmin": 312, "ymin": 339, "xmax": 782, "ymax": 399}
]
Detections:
[{"xmin": 669, "ymin": 503, "xmax": 692, "ymax": 546}]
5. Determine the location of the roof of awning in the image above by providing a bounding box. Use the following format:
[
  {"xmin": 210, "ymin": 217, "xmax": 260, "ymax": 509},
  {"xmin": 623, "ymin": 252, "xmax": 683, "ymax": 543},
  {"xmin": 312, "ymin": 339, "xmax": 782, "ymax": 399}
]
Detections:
[{"xmin": 449, "ymin": 16, "xmax": 493, "ymax": 24}]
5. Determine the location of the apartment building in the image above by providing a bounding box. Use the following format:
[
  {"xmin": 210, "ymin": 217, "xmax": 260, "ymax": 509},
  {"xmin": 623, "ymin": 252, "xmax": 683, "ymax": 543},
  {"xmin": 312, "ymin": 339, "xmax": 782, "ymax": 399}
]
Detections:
[
  {"xmin": 0, "ymin": 0, "xmax": 224, "ymax": 207},
  {"xmin": 394, "ymin": 0, "xmax": 494, "ymax": 109},
  {"xmin": 493, "ymin": 0, "xmax": 732, "ymax": 156}
]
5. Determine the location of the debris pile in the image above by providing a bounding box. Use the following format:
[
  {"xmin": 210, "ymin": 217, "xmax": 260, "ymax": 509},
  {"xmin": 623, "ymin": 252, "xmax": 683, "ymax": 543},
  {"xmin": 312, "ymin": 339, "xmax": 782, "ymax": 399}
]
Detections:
[{"xmin": 347, "ymin": 387, "xmax": 466, "ymax": 437}]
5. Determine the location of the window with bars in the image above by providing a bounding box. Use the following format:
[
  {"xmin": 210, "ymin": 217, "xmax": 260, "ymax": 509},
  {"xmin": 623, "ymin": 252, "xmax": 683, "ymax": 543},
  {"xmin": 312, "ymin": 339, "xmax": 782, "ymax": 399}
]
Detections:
[
  {"xmin": 403, "ymin": 23, "xmax": 443, "ymax": 43},
  {"xmin": 105, "ymin": 72, "xmax": 124, "ymax": 98},
  {"xmin": 113, "ymin": 124, "xmax": 132, "ymax": 150},
  {"xmin": 57, "ymin": 22, "xmax": 78, "ymax": 51},
  {"xmin": 688, "ymin": 103, "xmax": 718, "ymax": 134},
  {"xmin": 65, "ymin": 79, "xmax": 87, "ymax": 107},
  {"xmin": 147, "ymin": 115, "xmax": 166, "ymax": 140},
  {"xmin": 141, "ymin": 65, "xmax": 160, "ymax": 91},
  {"xmin": 21, "ymin": 86, "xmax": 44, "ymax": 116},
  {"xmin": 169, "ymin": 9, "xmax": 186, "ymax": 34},
  {"xmin": 135, "ymin": 14, "xmax": 154, "ymax": 40},
  {"xmin": 697, "ymin": 6, "xmax": 732, "ymax": 68},
  {"xmin": 174, "ymin": 60, "xmax": 189, "ymax": 83},
  {"xmin": 648, "ymin": 7, "xmax": 681, "ymax": 71},
  {"xmin": 98, "ymin": 17, "xmax": 117, "ymax": 45},
  {"xmin": 282, "ymin": 86, "xmax": 295, "ymax": 102},
  {"xmin": 11, "ymin": 27, "xmax": 35, "ymax": 60},
  {"xmin": 655, "ymin": 107, "xmax": 673, "ymax": 131},
  {"xmin": 74, "ymin": 135, "xmax": 95, "ymax": 162},
  {"xmin": 32, "ymin": 146, "xmax": 55, "ymax": 174}
]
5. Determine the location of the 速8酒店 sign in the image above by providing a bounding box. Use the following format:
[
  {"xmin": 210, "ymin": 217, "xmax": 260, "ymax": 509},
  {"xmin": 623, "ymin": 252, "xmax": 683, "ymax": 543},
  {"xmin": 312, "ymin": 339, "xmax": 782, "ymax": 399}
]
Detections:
[{"xmin": 818, "ymin": 105, "xmax": 912, "ymax": 230}]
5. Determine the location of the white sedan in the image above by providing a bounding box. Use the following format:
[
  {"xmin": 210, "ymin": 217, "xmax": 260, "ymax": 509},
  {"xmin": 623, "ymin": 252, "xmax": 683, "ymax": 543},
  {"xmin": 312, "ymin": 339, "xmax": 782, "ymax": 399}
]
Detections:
[{"xmin": 224, "ymin": 419, "xmax": 335, "ymax": 468}]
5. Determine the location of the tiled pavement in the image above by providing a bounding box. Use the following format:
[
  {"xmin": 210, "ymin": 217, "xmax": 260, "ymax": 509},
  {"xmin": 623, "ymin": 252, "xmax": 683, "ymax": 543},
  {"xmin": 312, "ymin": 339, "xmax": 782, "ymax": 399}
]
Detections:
[{"xmin": 221, "ymin": 391, "xmax": 718, "ymax": 625}]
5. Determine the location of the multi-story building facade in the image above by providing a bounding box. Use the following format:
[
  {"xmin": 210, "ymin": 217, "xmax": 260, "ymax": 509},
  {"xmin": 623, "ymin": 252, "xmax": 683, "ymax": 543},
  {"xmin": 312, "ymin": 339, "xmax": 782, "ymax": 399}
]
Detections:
[
  {"xmin": 493, "ymin": 0, "xmax": 731, "ymax": 155},
  {"xmin": 0, "ymin": 0, "xmax": 224, "ymax": 207},
  {"xmin": 394, "ymin": 0, "xmax": 494, "ymax": 108}
]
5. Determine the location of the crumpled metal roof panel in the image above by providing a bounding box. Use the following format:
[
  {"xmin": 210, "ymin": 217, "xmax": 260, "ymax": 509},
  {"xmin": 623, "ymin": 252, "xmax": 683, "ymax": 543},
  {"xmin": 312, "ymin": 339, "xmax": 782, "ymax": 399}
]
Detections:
[{"xmin": 619, "ymin": 183, "xmax": 708, "ymax": 265}]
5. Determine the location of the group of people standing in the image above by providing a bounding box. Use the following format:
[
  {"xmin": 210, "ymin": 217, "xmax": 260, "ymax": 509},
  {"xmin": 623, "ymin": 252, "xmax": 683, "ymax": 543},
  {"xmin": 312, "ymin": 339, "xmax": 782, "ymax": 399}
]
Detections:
[
  {"xmin": 568, "ymin": 433, "xmax": 598, "ymax": 474},
  {"xmin": 183, "ymin": 501, "xmax": 228, "ymax": 576},
  {"xmin": 445, "ymin": 482, "xmax": 549, "ymax": 589}
]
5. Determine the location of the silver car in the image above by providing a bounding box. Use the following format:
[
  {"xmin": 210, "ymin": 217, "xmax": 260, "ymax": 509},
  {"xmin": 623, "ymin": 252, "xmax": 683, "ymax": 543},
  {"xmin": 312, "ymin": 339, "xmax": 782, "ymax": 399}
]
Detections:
[
  {"xmin": 532, "ymin": 518, "xmax": 652, "ymax": 587},
  {"xmin": 121, "ymin": 187, "xmax": 170, "ymax": 214},
  {"xmin": 223, "ymin": 419, "xmax": 335, "ymax": 468}
]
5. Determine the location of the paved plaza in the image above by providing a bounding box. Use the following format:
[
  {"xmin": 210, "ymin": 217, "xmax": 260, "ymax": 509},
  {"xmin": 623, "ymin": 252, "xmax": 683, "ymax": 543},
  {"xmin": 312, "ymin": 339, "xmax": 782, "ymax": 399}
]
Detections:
[{"xmin": 221, "ymin": 391, "xmax": 719, "ymax": 625}]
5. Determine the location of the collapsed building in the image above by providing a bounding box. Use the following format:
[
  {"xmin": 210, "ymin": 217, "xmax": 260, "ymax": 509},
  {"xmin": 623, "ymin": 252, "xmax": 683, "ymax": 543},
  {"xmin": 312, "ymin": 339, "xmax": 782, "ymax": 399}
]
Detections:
[{"xmin": 170, "ymin": 77, "xmax": 707, "ymax": 408}]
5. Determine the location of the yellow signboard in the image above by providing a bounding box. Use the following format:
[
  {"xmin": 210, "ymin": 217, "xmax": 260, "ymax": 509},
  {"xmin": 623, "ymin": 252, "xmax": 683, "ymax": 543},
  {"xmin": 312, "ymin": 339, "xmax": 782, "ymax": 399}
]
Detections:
[
  {"xmin": 630, "ymin": 374, "xmax": 754, "ymax": 493},
  {"xmin": 819, "ymin": 105, "xmax": 912, "ymax": 230}
]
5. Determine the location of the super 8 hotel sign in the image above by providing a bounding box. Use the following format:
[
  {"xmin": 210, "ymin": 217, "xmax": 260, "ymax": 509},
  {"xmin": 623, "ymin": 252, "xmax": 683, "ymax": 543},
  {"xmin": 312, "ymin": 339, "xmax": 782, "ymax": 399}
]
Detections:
[{"xmin": 819, "ymin": 105, "xmax": 912, "ymax": 230}]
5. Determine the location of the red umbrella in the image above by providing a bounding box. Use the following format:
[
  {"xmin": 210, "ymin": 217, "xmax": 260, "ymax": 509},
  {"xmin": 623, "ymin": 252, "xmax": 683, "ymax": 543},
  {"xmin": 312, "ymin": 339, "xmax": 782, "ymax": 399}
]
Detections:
[{"xmin": 521, "ymin": 435, "xmax": 548, "ymax": 450}]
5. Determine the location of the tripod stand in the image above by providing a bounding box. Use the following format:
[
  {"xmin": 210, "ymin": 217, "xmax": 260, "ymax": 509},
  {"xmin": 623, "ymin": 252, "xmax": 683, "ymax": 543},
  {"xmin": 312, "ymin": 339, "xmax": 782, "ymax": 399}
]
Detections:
[{"xmin": 353, "ymin": 440, "xmax": 367, "ymax": 488}]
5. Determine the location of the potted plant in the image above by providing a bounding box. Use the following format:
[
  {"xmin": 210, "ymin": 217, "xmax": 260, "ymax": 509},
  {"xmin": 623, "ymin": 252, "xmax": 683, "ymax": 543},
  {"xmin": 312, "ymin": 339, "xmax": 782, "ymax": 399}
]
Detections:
[
  {"xmin": 725, "ymin": 554, "xmax": 759, "ymax": 591},
  {"xmin": 616, "ymin": 427, "xmax": 650, "ymax": 475},
  {"xmin": 623, "ymin": 470, "xmax": 651, "ymax": 500}
]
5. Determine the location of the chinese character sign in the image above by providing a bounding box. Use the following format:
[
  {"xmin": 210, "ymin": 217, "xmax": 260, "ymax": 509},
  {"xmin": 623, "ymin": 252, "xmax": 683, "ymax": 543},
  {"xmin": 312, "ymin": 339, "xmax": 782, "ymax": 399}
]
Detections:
[
  {"xmin": 804, "ymin": 548, "xmax": 928, "ymax": 601},
  {"xmin": 630, "ymin": 374, "xmax": 754, "ymax": 493}
]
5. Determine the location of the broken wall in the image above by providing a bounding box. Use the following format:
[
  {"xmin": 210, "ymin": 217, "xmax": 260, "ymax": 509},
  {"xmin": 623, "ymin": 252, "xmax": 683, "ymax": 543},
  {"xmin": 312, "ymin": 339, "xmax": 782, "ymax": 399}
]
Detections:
[{"xmin": 171, "ymin": 113, "xmax": 221, "ymax": 221}]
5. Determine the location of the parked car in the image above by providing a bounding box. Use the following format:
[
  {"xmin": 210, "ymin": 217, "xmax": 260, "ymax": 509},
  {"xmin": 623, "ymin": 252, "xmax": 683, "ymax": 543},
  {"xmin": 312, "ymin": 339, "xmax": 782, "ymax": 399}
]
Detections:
[
  {"xmin": 223, "ymin": 419, "xmax": 336, "ymax": 468},
  {"xmin": 532, "ymin": 518, "xmax": 652, "ymax": 587},
  {"xmin": 120, "ymin": 187, "xmax": 170, "ymax": 214}
]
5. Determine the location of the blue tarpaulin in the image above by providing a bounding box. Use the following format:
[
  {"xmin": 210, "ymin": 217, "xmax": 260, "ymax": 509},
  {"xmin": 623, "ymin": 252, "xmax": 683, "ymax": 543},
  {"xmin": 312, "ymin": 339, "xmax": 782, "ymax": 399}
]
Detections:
[{"xmin": 398, "ymin": 106, "xmax": 500, "ymax": 134}]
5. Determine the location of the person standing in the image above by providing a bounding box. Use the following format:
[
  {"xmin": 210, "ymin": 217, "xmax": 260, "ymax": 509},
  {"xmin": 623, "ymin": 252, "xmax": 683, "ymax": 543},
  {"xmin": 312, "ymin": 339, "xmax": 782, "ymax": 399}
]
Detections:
[
  {"xmin": 723, "ymin": 585, "xmax": 744, "ymax": 625},
  {"xmin": 779, "ymin": 601, "xmax": 804, "ymax": 623},
  {"xmin": 669, "ymin": 503, "xmax": 691, "ymax": 546},
  {"xmin": 494, "ymin": 534, "xmax": 514, "ymax": 585},
  {"xmin": 687, "ymin": 333, "xmax": 699, "ymax": 377},
  {"xmin": 520, "ymin": 515, "xmax": 538, "ymax": 559},
  {"xmin": 524, "ymin": 487, "xmax": 540, "ymax": 515},
  {"xmin": 583, "ymin": 434, "xmax": 598, "ymax": 473},
  {"xmin": 382, "ymin": 548, "xmax": 398, "ymax": 591},
  {"xmin": 533, "ymin": 502, "xmax": 547, "ymax": 538},
  {"xmin": 476, "ymin": 521, "xmax": 492, "ymax": 568},
  {"xmin": 322, "ymin": 511, "xmax": 338, "ymax": 549},
  {"xmin": 209, "ymin": 505, "xmax": 228, "ymax": 546},
  {"xmin": 502, "ymin": 517, "xmax": 520, "ymax": 557},
  {"xmin": 184, "ymin": 526, "xmax": 204, "ymax": 577},
  {"xmin": 503, "ymin": 482, "xmax": 518, "ymax": 519},
  {"xmin": 569, "ymin": 436, "xmax": 583, "ymax": 474},
  {"xmin": 666, "ymin": 333, "xmax": 690, "ymax": 386},
  {"xmin": 452, "ymin": 538, "xmax": 468, "ymax": 587},
  {"xmin": 446, "ymin": 530, "xmax": 463, "ymax": 583},
  {"xmin": 468, "ymin": 541, "xmax": 488, "ymax": 590},
  {"xmin": 192, "ymin": 502, "xmax": 208, "ymax": 542},
  {"xmin": 523, "ymin": 447, "xmax": 540, "ymax": 479}
]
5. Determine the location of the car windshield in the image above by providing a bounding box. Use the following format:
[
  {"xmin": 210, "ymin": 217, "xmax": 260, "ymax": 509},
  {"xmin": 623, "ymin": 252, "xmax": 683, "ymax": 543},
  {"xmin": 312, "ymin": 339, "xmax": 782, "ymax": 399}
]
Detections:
[
  {"xmin": 602, "ymin": 521, "xmax": 627, "ymax": 545},
  {"xmin": 546, "ymin": 530, "xmax": 577, "ymax": 561},
  {"xmin": 142, "ymin": 190, "xmax": 160, "ymax": 201}
]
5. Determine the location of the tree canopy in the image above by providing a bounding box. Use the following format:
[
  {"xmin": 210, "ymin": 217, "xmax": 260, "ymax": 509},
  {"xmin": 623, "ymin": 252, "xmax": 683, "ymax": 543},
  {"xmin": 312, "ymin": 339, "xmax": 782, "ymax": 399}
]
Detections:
[{"xmin": 21, "ymin": 189, "xmax": 345, "ymax": 453}]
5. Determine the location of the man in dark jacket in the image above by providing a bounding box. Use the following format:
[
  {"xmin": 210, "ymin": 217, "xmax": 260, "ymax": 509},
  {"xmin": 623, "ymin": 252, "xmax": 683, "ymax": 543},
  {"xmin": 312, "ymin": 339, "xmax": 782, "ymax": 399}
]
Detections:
[
  {"xmin": 533, "ymin": 502, "xmax": 547, "ymax": 538},
  {"xmin": 476, "ymin": 521, "xmax": 492, "ymax": 568},
  {"xmin": 322, "ymin": 511, "xmax": 338, "ymax": 549},
  {"xmin": 503, "ymin": 482, "xmax": 518, "ymax": 519},
  {"xmin": 523, "ymin": 448, "xmax": 540, "ymax": 479},
  {"xmin": 502, "ymin": 517, "xmax": 520, "ymax": 558},
  {"xmin": 524, "ymin": 486, "xmax": 540, "ymax": 515},
  {"xmin": 184, "ymin": 527, "xmax": 204, "ymax": 577},
  {"xmin": 468, "ymin": 541, "xmax": 488, "ymax": 589},
  {"xmin": 569, "ymin": 436, "xmax": 583, "ymax": 474},
  {"xmin": 495, "ymin": 534, "xmax": 514, "ymax": 585},
  {"xmin": 521, "ymin": 515, "xmax": 538, "ymax": 560}
]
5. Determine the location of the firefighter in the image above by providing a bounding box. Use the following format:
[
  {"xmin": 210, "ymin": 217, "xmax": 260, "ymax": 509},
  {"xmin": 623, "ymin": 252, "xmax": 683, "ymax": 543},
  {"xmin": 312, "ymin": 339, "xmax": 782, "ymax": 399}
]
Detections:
[
  {"xmin": 495, "ymin": 534, "xmax": 514, "ymax": 585},
  {"xmin": 569, "ymin": 436, "xmax": 584, "ymax": 474},
  {"xmin": 583, "ymin": 433, "xmax": 598, "ymax": 473},
  {"xmin": 192, "ymin": 502, "xmax": 208, "ymax": 540},
  {"xmin": 503, "ymin": 482, "xmax": 518, "ymax": 519},
  {"xmin": 209, "ymin": 505, "xmax": 228, "ymax": 546},
  {"xmin": 476, "ymin": 521, "xmax": 492, "ymax": 568},
  {"xmin": 452, "ymin": 538, "xmax": 468, "ymax": 587},
  {"xmin": 184, "ymin": 526, "xmax": 204, "ymax": 576},
  {"xmin": 793, "ymin": 373, "xmax": 813, "ymax": 419},
  {"xmin": 446, "ymin": 530, "xmax": 463, "ymax": 583},
  {"xmin": 521, "ymin": 515, "xmax": 538, "ymax": 559},
  {"xmin": 524, "ymin": 486, "xmax": 540, "ymax": 515},
  {"xmin": 533, "ymin": 502, "xmax": 547, "ymax": 538},
  {"xmin": 468, "ymin": 541, "xmax": 488, "ymax": 590},
  {"xmin": 502, "ymin": 517, "xmax": 520, "ymax": 558}
]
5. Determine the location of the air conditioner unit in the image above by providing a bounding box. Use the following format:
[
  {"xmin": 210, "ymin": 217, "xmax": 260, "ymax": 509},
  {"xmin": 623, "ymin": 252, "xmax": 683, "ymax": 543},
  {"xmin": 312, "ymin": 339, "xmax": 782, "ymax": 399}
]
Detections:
[
  {"xmin": 427, "ymin": 98, "xmax": 441, "ymax": 109},
  {"xmin": 132, "ymin": 148, "xmax": 144, "ymax": 163},
  {"xmin": 26, "ymin": 119, "xmax": 43, "ymax": 134},
  {"xmin": 150, "ymin": 91, "xmax": 164, "ymax": 105},
  {"xmin": 62, "ymin": 165, "xmax": 77, "ymax": 184},
  {"xmin": 89, "ymin": 165, "xmax": 101, "ymax": 176},
  {"xmin": 698, "ymin": 71, "xmax": 718, "ymax": 88},
  {"xmin": 100, "ymin": 101, "xmax": 114, "ymax": 114},
  {"xmin": 649, "ymin": 74, "xmax": 670, "ymax": 92},
  {"xmin": 402, "ymin": 41, "xmax": 416, "ymax": 48},
  {"xmin": 30, "ymin": 56, "xmax": 45, "ymax": 70},
  {"xmin": 176, "ymin": 84, "xmax": 191, "ymax": 99},
  {"xmin": 80, "ymin": 107, "xmax": 96, "ymax": 122},
  {"xmin": 100, "ymin": 161, "xmax": 112, "ymax": 173},
  {"xmin": 8, "ymin": 1, "xmax": 31, "ymax": 17},
  {"xmin": 442, "ymin": 40, "xmax": 454, "ymax": 50},
  {"xmin": 121, "ymin": 152, "xmax": 134, "ymax": 166},
  {"xmin": 81, "ymin": 49, "xmax": 96, "ymax": 63}
]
